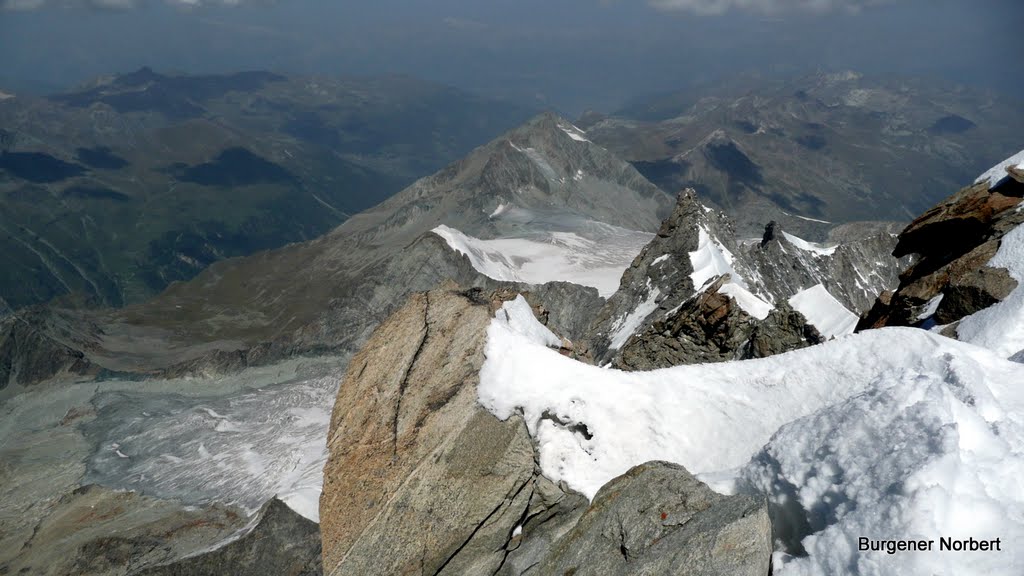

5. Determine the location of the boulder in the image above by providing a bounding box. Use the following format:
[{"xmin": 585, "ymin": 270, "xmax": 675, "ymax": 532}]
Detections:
[
  {"xmin": 535, "ymin": 462, "xmax": 772, "ymax": 576},
  {"xmin": 857, "ymin": 176, "xmax": 1024, "ymax": 332}
]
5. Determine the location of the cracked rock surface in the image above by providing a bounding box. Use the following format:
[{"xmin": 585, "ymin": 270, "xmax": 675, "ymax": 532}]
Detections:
[
  {"xmin": 319, "ymin": 286, "xmax": 542, "ymax": 576},
  {"xmin": 536, "ymin": 461, "xmax": 771, "ymax": 576},
  {"xmin": 319, "ymin": 287, "xmax": 772, "ymax": 576}
]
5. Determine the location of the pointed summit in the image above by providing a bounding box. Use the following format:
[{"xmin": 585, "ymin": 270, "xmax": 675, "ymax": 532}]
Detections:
[{"xmin": 338, "ymin": 112, "xmax": 674, "ymax": 248}]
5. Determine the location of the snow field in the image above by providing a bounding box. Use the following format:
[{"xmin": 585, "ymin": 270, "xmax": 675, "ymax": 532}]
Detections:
[{"xmin": 479, "ymin": 296, "xmax": 1024, "ymax": 575}]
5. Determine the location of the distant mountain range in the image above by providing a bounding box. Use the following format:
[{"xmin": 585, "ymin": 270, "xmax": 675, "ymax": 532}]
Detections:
[
  {"xmin": 583, "ymin": 72, "xmax": 1024, "ymax": 239},
  {"xmin": 0, "ymin": 68, "xmax": 536, "ymax": 310}
]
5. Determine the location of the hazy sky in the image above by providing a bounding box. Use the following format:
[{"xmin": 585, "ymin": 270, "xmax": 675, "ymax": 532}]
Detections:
[{"xmin": 1, "ymin": 0, "xmax": 1021, "ymax": 113}]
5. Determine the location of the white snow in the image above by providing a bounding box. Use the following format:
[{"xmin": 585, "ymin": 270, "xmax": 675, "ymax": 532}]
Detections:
[
  {"xmin": 916, "ymin": 293, "xmax": 944, "ymax": 321},
  {"xmin": 689, "ymin": 226, "xmax": 772, "ymax": 319},
  {"xmin": 782, "ymin": 210, "xmax": 833, "ymax": 224},
  {"xmin": 782, "ymin": 231, "xmax": 838, "ymax": 256},
  {"xmin": 500, "ymin": 296, "xmax": 562, "ymax": 348},
  {"xmin": 689, "ymin": 227, "xmax": 736, "ymax": 289},
  {"xmin": 478, "ymin": 299, "xmax": 1024, "ymax": 575},
  {"xmin": 956, "ymin": 224, "xmax": 1024, "ymax": 358},
  {"xmin": 788, "ymin": 284, "xmax": 858, "ymax": 338},
  {"xmin": 975, "ymin": 149, "xmax": 1024, "ymax": 189},
  {"xmin": 432, "ymin": 224, "xmax": 651, "ymax": 298},
  {"xmin": 558, "ymin": 123, "xmax": 591, "ymax": 142},
  {"xmin": 719, "ymin": 282, "xmax": 773, "ymax": 320},
  {"xmin": 651, "ymin": 254, "xmax": 670, "ymax": 266},
  {"xmin": 609, "ymin": 285, "xmax": 661, "ymax": 349},
  {"xmin": 489, "ymin": 203, "xmax": 510, "ymax": 219}
]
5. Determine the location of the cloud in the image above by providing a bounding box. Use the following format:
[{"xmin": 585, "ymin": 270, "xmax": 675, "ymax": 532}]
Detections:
[{"xmin": 649, "ymin": 0, "xmax": 895, "ymax": 15}]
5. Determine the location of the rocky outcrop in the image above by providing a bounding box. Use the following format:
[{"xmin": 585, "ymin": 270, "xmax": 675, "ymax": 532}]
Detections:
[
  {"xmin": 535, "ymin": 462, "xmax": 772, "ymax": 576},
  {"xmin": 138, "ymin": 498, "xmax": 322, "ymax": 576},
  {"xmin": 587, "ymin": 189, "xmax": 734, "ymax": 360},
  {"xmin": 319, "ymin": 286, "xmax": 576, "ymax": 576},
  {"xmin": 858, "ymin": 173, "xmax": 1024, "ymax": 332},
  {"xmin": 0, "ymin": 484, "xmax": 250, "ymax": 576},
  {"xmin": 746, "ymin": 221, "xmax": 908, "ymax": 313},
  {"xmin": 589, "ymin": 190, "xmax": 864, "ymax": 368},
  {"xmin": 616, "ymin": 275, "xmax": 823, "ymax": 370},
  {"xmin": 0, "ymin": 308, "xmax": 95, "ymax": 389},
  {"xmin": 320, "ymin": 288, "xmax": 774, "ymax": 575}
]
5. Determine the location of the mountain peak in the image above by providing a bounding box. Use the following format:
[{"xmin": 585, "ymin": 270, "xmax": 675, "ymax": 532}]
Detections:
[{"xmin": 507, "ymin": 111, "xmax": 593, "ymax": 146}]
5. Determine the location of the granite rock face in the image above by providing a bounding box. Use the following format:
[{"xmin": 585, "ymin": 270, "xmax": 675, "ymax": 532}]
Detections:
[
  {"xmin": 531, "ymin": 462, "xmax": 772, "ymax": 576},
  {"xmin": 320, "ymin": 287, "xmax": 543, "ymax": 576},
  {"xmin": 858, "ymin": 171, "xmax": 1024, "ymax": 332}
]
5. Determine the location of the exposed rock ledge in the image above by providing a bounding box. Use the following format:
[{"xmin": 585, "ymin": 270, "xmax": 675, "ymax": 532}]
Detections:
[{"xmin": 319, "ymin": 286, "xmax": 771, "ymax": 575}]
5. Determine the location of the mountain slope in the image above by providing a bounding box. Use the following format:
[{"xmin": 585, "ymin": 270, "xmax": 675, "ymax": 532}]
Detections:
[
  {"xmin": 0, "ymin": 69, "xmax": 536, "ymax": 309},
  {"xmin": 0, "ymin": 113, "xmax": 671, "ymax": 388},
  {"xmin": 584, "ymin": 190, "xmax": 905, "ymax": 367},
  {"xmin": 585, "ymin": 72, "xmax": 1024, "ymax": 239}
]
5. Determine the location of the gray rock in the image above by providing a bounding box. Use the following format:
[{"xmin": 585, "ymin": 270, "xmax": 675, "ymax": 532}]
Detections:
[
  {"xmin": 535, "ymin": 461, "xmax": 772, "ymax": 576},
  {"xmin": 745, "ymin": 222, "xmax": 908, "ymax": 313},
  {"xmin": 0, "ymin": 484, "xmax": 250, "ymax": 576},
  {"xmin": 137, "ymin": 498, "xmax": 322, "ymax": 576},
  {"xmin": 589, "ymin": 191, "xmax": 852, "ymax": 368},
  {"xmin": 616, "ymin": 275, "xmax": 823, "ymax": 370},
  {"xmin": 0, "ymin": 307, "xmax": 95, "ymax": 390}
]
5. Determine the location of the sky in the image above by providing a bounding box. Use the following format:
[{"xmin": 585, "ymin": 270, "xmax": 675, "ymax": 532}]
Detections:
[{"xmin": 1, "ymin": 0, "xmax": 1021, "ymax": 114}]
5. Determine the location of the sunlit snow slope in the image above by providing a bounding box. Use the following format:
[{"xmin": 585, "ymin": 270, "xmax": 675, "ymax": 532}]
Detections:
[
  {"xmin": 432, "ymin": 222, "xmax": 652, "ymax": 297},
  {"xmin": 479, "ymin": 296, "xmax": 1024, "ymax": 576}
]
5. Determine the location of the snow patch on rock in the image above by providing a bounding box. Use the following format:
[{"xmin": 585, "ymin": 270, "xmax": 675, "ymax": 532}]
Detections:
[
  {"xmin": 956, "ymin": 224, "xmax": 1024, "ymax": 358},
  {"xmin": 782, "ymin": 231, "xmax": 838, "ymax": 257},
  {"xmin": 976, "ymin": 148, "xmax": 1024, "ymax": 189},
  {"xmin": 609, "ymin": 284, "xmax": 661, "ymax": 349},
  {"xmin": 788, "ymin": 284, "xmax": 858, "ymax": 338},
  {"xmin": 558, "ymin": 122, "xmax": 591, "ymax": 142},
  {"xmin": 689, "ymin": 226, "xmax": 772, "ymax": 319}
]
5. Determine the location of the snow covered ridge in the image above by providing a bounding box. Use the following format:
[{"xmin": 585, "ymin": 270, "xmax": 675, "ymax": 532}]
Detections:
[
  {"xmin": 479, "ymin": 296, "xmax": 1024, "ymax": 575},
  {"xmin": 431, "ymin": 224, "xmax": 652, "ymax": 298},
  {"xmin": 975, "ymin": 148, "xmax": 1024, "ymax": 189},
  {"xmin": 788, "ymin": 284, "xmax": 857, "ymax": 338},
  {"xmin": 781, "ymin": 231, "xmax": 837, "ymax": 256}
]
